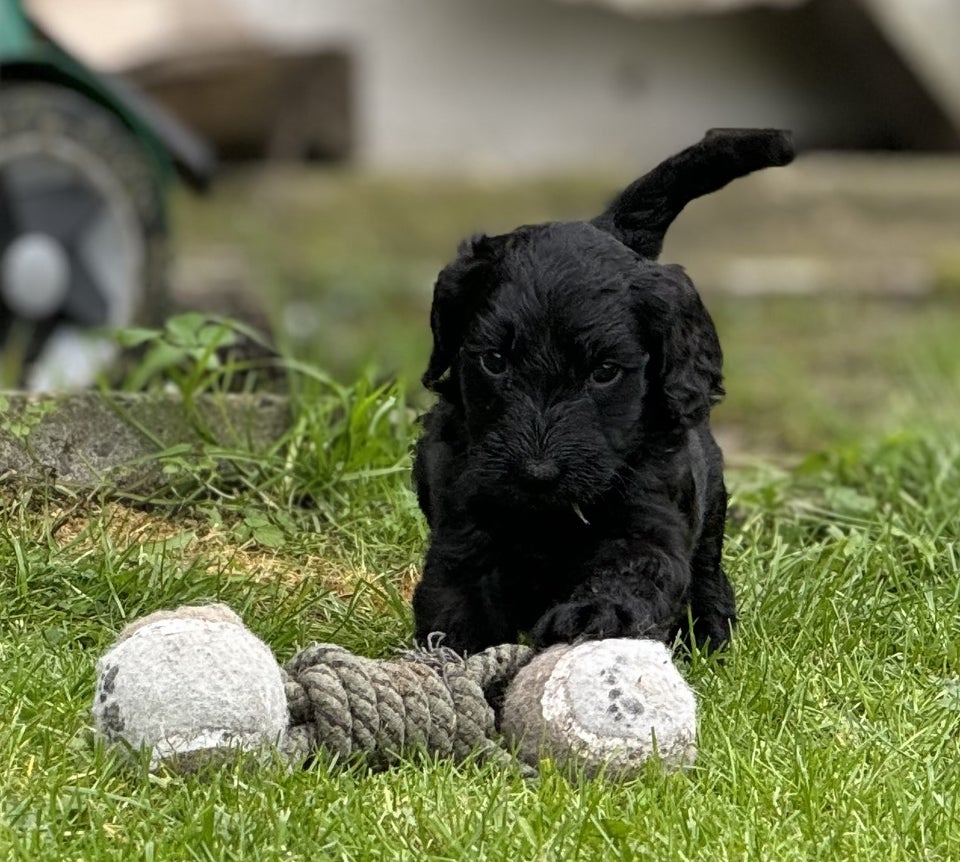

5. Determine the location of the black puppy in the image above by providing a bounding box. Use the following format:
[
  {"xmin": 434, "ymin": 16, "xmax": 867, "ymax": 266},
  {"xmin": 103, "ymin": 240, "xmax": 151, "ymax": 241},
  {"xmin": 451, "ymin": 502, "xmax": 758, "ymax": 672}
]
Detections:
[{"xmin": 412, "ymin": 129, "xmax": 794, "ymax": 654}]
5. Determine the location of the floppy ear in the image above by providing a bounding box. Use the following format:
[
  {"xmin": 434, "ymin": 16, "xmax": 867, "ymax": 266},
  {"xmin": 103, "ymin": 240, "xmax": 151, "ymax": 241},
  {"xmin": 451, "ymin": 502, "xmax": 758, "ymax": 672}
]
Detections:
[
  {"xmin": 422, "ymin": 235, "xmax": 503, "ymax": 391},
  {"xmin": 634, "ymin": 263, "xmax": 724, "ymax": 431},
  {"xmin": 593, "ymin": 128, "xmax": 794, "ymax": 259}
]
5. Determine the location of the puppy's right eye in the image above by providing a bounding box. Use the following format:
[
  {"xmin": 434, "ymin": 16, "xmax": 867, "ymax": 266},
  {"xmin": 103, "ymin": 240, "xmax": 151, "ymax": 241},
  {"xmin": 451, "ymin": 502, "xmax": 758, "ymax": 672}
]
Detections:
[
  {"xmin": 590, "ymin": 361, "xmax": 622, "ymax": 386},
  {"xmin": 480, "ymin": 350, "xmax": 507, "ymax": 376}
]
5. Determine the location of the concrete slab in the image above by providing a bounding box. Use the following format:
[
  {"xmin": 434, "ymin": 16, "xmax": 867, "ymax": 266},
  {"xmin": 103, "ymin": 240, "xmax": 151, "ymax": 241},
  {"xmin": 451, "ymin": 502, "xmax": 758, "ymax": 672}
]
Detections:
[
  {"xmin": 663, "ymin": 153, "xmax": 960, "ymax": 297},
  {"xmin": 0, "ymin": 391, "xmax": 290, "ymax": 492}
]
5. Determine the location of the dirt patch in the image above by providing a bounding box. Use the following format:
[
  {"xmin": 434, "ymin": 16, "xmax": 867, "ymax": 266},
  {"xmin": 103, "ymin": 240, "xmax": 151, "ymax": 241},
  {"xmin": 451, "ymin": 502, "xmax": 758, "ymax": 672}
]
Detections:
[{"xmin": 46, "ymin": 501, "xmax": 419, "ymax": 600}]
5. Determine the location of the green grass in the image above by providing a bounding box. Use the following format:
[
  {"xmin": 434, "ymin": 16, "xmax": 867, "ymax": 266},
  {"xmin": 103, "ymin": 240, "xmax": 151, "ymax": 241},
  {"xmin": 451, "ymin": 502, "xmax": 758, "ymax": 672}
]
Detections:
[{"xmin": 2, "ymin": 343, "xmax": 960, "ymax": 859}]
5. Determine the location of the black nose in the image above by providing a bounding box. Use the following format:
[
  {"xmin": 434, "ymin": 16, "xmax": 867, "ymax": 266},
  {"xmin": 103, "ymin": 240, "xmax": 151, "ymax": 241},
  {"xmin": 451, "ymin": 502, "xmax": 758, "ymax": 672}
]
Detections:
[{"xmin": 523, "ymin": 458, "xmax": 560, "ymax": 484}]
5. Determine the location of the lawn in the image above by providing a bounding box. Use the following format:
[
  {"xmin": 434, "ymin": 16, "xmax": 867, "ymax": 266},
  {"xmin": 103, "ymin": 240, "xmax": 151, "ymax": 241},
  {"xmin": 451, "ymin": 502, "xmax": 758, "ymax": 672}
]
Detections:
[
  {"xmin": 2, "ymin": 362, "xmax": 958, "ymax": 859},
  {"xmin": 2, "ymin": 167, "xmax": 960, "ymax": 860}
]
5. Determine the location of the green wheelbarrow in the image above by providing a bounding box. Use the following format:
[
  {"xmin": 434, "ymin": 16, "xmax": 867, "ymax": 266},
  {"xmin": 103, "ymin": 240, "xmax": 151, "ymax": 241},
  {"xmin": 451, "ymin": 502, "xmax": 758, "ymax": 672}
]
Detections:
[{"xmin": 0, "ymin": 0, "xmax": 215, "ymax": 388}]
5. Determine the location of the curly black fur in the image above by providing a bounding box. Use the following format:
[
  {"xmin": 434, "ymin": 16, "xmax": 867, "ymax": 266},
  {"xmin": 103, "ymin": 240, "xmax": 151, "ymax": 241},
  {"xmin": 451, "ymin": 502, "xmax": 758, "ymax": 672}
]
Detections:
[{"xmin": 412, "ymin": 129, "xmax": 794, "ymax": 654}]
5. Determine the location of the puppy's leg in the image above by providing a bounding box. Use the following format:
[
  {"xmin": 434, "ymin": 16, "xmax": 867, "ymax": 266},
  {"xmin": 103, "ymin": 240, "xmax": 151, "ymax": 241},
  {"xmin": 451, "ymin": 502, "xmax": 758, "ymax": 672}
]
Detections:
[
  {"xmin": 413, "ymin": 539, "xmax": 513, "ymax": 654},
  {"xmin": 531, "ymin": 541, "xmax": 690, "ymax": 648},
  {"xmin": 412, "ymin": 579, "xmax": 511, "ymax": 655},
  {"xmin": 684, "ymin": 483, "xmax": 737, "ymax": 651}
]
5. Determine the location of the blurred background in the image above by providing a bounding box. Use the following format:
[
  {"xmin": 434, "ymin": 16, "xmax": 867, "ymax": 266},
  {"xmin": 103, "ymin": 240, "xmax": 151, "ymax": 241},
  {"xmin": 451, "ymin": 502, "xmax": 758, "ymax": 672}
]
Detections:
[{"xmin": 2, "ymin": 0, "xmax": 959, "ymax": 457}]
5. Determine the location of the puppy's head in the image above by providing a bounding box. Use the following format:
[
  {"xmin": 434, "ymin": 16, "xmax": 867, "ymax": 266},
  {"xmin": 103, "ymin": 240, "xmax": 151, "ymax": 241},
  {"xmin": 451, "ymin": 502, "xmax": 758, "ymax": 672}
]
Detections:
[{"xmin": 422, "ymin": 129, "xmax": 793, "ymax": 511}]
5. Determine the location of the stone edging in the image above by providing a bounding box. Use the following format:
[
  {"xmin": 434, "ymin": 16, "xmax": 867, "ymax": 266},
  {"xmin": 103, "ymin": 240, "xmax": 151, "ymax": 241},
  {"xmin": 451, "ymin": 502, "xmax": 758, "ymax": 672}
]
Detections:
[{"xmin": 0, "ymin": 391, "xmax": 291, "ymax": 492}]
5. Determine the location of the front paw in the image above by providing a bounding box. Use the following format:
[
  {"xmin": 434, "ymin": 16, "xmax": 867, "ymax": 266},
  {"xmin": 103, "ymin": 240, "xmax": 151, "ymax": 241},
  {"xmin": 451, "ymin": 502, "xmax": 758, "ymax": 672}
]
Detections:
[{"xmin": 531, "ymin": 600, "xmax": 648, "ymax": 648}]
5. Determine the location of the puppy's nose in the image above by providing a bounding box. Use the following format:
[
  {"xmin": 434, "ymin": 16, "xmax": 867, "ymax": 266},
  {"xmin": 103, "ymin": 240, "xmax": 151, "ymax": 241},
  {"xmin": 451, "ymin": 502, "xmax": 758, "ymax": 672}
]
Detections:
[{"xmin": 523, "ymin": 458, "xmax": 560, "ymax": 484}]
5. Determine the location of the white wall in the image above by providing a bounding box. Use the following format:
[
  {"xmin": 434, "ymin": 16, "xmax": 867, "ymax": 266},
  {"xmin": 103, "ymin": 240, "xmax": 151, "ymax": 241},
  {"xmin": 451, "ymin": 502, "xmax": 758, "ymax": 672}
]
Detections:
[
  {"xmin": 231, "ymin": 0, "xmax": 861, "ymax": 172},
  {"xmin": 33, "ymin": 0, "xmax": 890, "ymax": 172}
]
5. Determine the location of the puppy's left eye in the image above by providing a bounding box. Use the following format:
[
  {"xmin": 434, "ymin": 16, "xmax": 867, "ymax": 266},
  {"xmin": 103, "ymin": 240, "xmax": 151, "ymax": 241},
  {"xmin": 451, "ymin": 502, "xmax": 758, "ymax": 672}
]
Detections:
[
  {"xmin": 590, "ymin": 362, "xmax": 622, "ymax": 386},
  {"xmin": 480, "ymin": 350, "xmax": 507, "ymax": 376}
]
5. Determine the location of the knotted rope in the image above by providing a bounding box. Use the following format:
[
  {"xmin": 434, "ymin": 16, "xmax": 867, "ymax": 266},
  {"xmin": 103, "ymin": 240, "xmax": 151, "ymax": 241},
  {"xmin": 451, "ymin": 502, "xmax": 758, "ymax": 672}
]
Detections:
[{"xmin": 280, "ymin": 640, "xmax": 535, "ymax": 774}]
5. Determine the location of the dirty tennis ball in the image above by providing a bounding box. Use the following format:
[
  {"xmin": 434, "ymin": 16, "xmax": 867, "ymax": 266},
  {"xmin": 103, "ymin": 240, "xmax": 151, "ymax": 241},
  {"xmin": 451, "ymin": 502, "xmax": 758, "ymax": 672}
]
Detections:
[
  {"xmin": 499, "ymin": 638, "xmax": 698, "ymax": 778},
  {"xmin": 92, "ymin": 604, "xmax": 287, "ymax": 771}
]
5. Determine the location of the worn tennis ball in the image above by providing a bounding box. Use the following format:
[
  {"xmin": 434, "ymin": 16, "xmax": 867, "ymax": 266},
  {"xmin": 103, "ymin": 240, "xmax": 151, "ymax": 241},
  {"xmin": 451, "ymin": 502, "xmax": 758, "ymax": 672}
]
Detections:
[
  {"xmin": 500, "ymin": 639, "xmax": 697, "ymax": 779},
  {"xmin": 92, "ymin": 604, "xmax": 287, "ymax": 771}
]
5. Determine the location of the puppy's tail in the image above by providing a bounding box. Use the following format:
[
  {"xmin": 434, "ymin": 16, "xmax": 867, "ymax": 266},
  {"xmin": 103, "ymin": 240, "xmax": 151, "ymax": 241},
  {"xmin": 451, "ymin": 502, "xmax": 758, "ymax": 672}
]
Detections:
[{"xmin": 592, "ymin": 128, "xmax": 795, "ymax": 259}]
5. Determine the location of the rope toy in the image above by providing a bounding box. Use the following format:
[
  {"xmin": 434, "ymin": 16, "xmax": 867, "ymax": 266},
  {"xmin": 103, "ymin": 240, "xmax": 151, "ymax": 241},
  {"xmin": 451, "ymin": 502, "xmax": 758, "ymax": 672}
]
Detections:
[
  {"xmin": 92, "ymin": 604, "xmax": 697, "ymax": 779},
  {"xmin": 282, "ymin": 638, "xmax": 536, "ymax": 774}
]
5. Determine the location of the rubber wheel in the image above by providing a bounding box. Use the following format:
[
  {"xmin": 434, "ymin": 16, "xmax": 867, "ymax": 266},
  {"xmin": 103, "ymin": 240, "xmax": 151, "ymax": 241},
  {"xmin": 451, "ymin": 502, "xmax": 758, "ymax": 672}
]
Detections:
[{"xmin": 0, "ymin": 81, "xmax": 169, "ymax": 388}]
